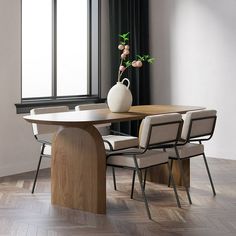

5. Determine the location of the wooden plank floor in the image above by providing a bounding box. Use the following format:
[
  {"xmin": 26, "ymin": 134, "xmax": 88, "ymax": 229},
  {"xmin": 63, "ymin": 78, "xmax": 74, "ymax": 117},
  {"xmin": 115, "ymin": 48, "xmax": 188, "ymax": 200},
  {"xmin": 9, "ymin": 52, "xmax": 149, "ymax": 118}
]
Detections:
[{"xmin": 0, "ymin": 157, "xmax": 236, "ymax": 236}]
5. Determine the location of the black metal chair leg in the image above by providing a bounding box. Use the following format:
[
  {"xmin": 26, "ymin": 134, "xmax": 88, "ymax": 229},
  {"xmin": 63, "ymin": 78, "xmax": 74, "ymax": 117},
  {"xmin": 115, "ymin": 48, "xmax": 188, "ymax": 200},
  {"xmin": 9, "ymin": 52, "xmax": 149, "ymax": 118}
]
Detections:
[
  {"xmin": 133, "ymin": 155, "xmax": 152, "ymax": 220},
  {"xmin": 174, "ymin": 147, "xmax": 192, "ymax": 204},
  {"xmin": 112, "ymin": 167, "xmax": 117, "ymax": 190},
  {"xmin": 130, "ymin": 170, "xmax": 136, "ymax": 199},
  {"xmin": 143, "ymin": 169, "xmax": 147, "ymax": 190},
  {"xmin": 167, "ymin": 162, "xmax": 181, "ymax": 208},
  {"xmin": 168, "ymin": 159, "xmax": 173, "ymax": 187},
  {"xmin": 202, "ymin": 153, "xmax": 216, "ymax": 196},
  {"xmin": 32, "ymin": 144, "xmax": 45, "ymax": 194}
]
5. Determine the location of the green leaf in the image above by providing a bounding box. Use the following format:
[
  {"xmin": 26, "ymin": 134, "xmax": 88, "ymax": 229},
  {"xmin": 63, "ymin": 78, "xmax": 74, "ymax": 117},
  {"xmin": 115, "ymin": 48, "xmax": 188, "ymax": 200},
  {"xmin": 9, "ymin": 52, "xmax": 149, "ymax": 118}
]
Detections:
[
  {"xmin": 125, "ymin": 60, "xmax": 132, "ymax": 67},
  {"xmin": 144, "ymin": 55, "xmax": 150, "ymax": 60},
  {"xmin": 148, "ymin": 58, "xmax": 155, "ymax": 64},
  {"xmin": 119, "ymin": 32, "xmax": 130, "ymax": 44},
  {"xmin": 137, "ymin": 55, "xmax": 144, "ymax": 60},
  {"xmin": 123, "ymin": 32, "xmax": 130, "ymax": 37},
  {"xmin": 119, "ymin": 32, "xmax": 130, "ymax": 39}
]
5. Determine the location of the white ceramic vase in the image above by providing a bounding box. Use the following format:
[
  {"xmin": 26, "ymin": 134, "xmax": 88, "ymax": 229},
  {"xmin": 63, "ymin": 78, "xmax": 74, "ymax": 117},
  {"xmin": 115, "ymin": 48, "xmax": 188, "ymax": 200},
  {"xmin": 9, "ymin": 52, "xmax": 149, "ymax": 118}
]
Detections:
[{"xmin": 107, "ymin": 78, "xmax": 133, "ymax": 112}]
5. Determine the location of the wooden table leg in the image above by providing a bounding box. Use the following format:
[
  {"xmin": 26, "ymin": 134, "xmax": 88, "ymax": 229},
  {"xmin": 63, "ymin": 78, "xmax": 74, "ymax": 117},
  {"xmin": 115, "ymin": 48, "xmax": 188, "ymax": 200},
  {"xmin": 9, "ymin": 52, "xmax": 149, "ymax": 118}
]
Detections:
[
  {"xmin": 51, "ymin": 125, "xmax": 106, "ymax": 214},
  {"xmin": 147, "ymin": 159, "xmax": 190, "ymax": 187}
]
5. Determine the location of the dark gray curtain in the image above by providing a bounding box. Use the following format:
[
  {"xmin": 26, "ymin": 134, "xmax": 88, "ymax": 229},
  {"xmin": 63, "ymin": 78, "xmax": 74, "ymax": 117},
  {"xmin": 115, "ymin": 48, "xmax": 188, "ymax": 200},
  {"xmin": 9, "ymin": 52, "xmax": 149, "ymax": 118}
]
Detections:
[{"xmin": 109, "ymin": 0, "xmax": 150, "ymax": 135}]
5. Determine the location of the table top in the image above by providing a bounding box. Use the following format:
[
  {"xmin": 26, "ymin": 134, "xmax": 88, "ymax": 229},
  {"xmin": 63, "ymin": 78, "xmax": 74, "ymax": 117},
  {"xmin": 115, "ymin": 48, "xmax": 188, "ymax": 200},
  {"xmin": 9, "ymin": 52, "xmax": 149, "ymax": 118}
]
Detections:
[
  {"xmin": 24, "ymin": 105, "xmax": 203, "ymax": 127},
  {"xmin": 129, "ymin": 105, "xmax": 203, "ymax": 115}
]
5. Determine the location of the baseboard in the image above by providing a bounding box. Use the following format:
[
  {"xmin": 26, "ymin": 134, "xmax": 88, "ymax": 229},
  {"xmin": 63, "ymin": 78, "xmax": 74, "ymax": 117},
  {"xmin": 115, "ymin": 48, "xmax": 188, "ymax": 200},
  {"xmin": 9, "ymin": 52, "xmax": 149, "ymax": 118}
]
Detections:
[
  {"xmin": 0, "ymin": 159, "xmax": 51, "ymax": 178},
  {"xmin": 209, "ymin": 156, "xmax": 236, "ymax": 160}
]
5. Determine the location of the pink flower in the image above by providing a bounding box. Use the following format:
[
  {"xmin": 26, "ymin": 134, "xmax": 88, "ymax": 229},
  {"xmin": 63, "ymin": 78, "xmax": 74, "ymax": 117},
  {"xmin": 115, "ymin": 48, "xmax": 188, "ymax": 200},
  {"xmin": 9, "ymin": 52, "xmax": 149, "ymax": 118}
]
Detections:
[
  {"xmin": 125, "ymin": 45, "xmax": 130, "ymax": 50},
  {"xmin": 119, "ymin": 65, "xmax": 125, "ymax": 72},
  {"xmin": 132, "ymin": 60, "xmax": 137, "ymax": 67},
  {"xmin": 136, "ymin": 60, "xmax": 143, "ymax": 67},
  {"xmin": 121, "ymin": 53, "xmax": 126, "ymax": 59},
  {"xmin": 123, "ymin": 49, "xmax": 130, "ymax": 55},
  {"xmin": 118, "ymin": 44, "xmax": 124, "ymax": 50}
]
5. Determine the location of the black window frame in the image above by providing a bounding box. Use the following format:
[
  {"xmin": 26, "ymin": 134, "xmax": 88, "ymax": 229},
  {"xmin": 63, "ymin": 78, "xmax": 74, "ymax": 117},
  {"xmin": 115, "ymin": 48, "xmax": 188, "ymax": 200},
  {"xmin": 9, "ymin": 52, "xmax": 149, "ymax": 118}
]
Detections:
[{"xmin": 16, "ymin": 0, "xmax": 102, "ymax": 114}]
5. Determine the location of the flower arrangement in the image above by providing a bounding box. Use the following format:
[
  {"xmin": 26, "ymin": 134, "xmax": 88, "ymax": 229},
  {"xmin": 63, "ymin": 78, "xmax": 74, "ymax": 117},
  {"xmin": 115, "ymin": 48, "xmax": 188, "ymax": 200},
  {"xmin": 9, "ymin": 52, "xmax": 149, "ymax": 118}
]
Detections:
[{"xmin": 117, "ymin": 32, "xmax": 154, "ymax": 82}]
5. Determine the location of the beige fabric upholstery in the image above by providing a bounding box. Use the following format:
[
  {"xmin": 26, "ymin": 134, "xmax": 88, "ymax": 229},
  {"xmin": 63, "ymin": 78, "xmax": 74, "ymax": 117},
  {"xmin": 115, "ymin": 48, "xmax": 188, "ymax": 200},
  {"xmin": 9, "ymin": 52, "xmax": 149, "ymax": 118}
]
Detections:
[
  {"xmin": 37, "ymin": 133, "xmax": 53, "ymax": 143},
  {"xmin": 75, "ymin": 103, "xmax": 138, "ymax": 149},
  {"xmin": 75, "ymin": 103, "xmax": 108, "ymax": 111},
  {"xmin": 75, "ymin": 103, "xmax": 110, "ymax": 134},
  {"xmin": 103, "ymin": 135, "xmax": 138, "ymax": 150},
  {"xmin": 43, "ymin": 144, "xmax": 51, "ymax": 156},
  {"xmin": 107, "ymin": 148, "xmax": 169, "ymax": 168},
  {"xmin": 139, "ymin": 113, "xmax": 182, "ymax": 148},
  {"xmin": 167, "ymin": 143, "xmax": 204, "ymax": 159},
  {"xmin": 181, "ymin": 110, "xmax": 217, "ymax": 140},
  {"xmin": 107, "ymin": 114, "xmax": 182, "ymax": 169},
  {"xmin": 31, "ymin": 106, "xmax": 69, "ymax": 135}
]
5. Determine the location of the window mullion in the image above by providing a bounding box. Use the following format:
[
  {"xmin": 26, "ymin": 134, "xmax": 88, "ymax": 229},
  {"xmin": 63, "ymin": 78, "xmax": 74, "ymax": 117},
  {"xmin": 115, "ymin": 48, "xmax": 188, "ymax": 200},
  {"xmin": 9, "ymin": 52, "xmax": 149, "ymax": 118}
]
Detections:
[
  {"xmin": 87, "ymin": 0, "xmax": 91, "ymax": 95},
  {"xmin": 52, "ymin": 0, "xmax": 57, "ymax": 98}
]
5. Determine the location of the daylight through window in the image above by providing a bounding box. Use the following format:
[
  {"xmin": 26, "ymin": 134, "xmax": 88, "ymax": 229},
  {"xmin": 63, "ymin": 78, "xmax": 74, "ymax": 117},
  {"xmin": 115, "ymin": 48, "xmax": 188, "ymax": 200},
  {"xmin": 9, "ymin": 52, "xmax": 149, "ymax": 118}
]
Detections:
[{"xmin": 22, "ymin": 0, "xmax": 89, "ymax": 99}]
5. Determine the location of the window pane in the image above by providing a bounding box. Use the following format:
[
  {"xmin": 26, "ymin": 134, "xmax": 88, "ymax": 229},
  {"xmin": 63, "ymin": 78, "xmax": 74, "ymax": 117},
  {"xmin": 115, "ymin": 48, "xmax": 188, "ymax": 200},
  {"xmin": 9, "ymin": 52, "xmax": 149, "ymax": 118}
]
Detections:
[
  {"xmin": 22, "ymin": 0, "xmax": 52, "ymax": 98},
  {"xmin": 57, "ymin": 0, "xmax": 88, "ymax": 96}
]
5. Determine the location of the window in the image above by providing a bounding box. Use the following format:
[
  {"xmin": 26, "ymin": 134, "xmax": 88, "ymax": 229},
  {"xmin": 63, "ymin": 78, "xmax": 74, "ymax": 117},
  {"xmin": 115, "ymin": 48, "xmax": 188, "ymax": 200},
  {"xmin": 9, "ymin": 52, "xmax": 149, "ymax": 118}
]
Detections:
[
  {"xmin": 57, "ymin": 0, "xmax": 88, "ymax": 96},
  {"xmin": 22, "ymin": 0, "xmax": 52, "ymax": 98},
  {"xmin": 21, "ymin": 0, "xmax": 100, "ymax": 102}
]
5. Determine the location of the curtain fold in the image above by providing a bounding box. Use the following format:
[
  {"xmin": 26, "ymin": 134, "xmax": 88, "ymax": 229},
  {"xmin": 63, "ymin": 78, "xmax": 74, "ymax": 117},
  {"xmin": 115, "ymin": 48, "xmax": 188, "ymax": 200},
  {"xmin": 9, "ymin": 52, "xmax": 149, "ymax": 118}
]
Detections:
[{"xmin": 109, "ymin": 0, "xmax": 150, "ymax": 136}]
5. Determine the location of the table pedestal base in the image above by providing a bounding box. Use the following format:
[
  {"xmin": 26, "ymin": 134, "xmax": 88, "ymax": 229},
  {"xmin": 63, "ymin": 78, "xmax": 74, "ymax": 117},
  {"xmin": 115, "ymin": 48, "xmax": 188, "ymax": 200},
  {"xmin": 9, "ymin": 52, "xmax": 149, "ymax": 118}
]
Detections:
[
  {"xmin": 147, "ymin": 159, "xmax": 190, "ymax": 187},
  {"xmin": 51, "ymin": 126, "xmax": 106, "ymax": 214}
]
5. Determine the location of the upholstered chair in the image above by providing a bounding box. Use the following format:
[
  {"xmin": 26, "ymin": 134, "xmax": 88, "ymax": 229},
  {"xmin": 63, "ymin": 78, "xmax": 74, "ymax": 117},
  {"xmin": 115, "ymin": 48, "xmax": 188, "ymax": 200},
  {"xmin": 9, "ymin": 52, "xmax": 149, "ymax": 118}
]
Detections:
[
  {"xmin": 167, "ymin": 110, "xmax": 217, "ymax": 203},
  {"xmin": 30, "ymin": 106, "xmax": 69, "ymax": 193},
  {"xmin": 107, "ymin": 113, "xmax": 183, "ymax": 219}
]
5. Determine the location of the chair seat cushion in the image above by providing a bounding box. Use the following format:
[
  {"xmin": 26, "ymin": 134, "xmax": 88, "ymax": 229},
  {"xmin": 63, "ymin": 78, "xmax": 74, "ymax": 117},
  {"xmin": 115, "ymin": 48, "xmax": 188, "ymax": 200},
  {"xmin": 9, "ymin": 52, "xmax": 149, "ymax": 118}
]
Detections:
[
  {"xmin": 37, "ymin": 134, "xmax": 53, "ymax": 143},
  {"xmin": 103, "ymin": 135, "xmax": 139, "ymax": 150},
  {"xmin": 37, "ymin": 134, "xmax": 52, "ymax": 156},
  {"xmin": 167, "ymin": 143, "xmax": 204, "ymax": 159},
  {"xmin": 107, "ymin": 148, "xmax": 169, "ymax": 168},
  {"xmin": 44, "ymin": 144, "xmax": 52, "ymax": 156}
]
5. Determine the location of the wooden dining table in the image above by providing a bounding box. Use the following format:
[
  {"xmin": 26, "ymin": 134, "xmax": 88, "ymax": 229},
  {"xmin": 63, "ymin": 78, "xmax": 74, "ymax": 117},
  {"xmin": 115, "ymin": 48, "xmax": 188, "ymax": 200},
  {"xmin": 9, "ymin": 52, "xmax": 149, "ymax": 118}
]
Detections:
[{"xmin": 24, "ymin": 105, "xmax": 203, "ymax": 214}]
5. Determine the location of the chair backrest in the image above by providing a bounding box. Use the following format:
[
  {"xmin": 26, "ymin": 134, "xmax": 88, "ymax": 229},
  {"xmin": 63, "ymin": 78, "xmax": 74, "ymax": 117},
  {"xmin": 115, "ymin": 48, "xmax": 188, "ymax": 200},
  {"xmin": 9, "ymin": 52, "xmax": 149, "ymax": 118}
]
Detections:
[
  {"xmin": 139, "ymin": 113, "xmax": 183, "ymax": 149},
  {"xmin": 31, "ymin": 106, "xmax": 69, "ymax": 135},
  {"xmin": 181, "ymin": 109, "xmax": 217, "ymax": 141},
  {"xmin": 75, "ymin": 103, "xmax": 111, "ymax": 134},
  {"xmin": 75, "ymin": 103, "xmax": 108, "ymax": 111}
]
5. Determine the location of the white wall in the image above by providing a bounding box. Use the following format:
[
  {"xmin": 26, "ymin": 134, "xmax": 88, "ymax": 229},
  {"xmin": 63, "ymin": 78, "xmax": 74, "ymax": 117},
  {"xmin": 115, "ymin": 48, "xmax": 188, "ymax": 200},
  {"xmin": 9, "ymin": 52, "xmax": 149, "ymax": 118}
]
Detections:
[
  {"xmin": 150, "ymin": 0, "xmax": 236, "ymax": 160},
  {"xmin": 0, "ymin": 0, "xmax": 49, "ymax": 177},
  {"xmin": 0, "ymin": 0, "xmax": 110, "ymax": 177}
]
